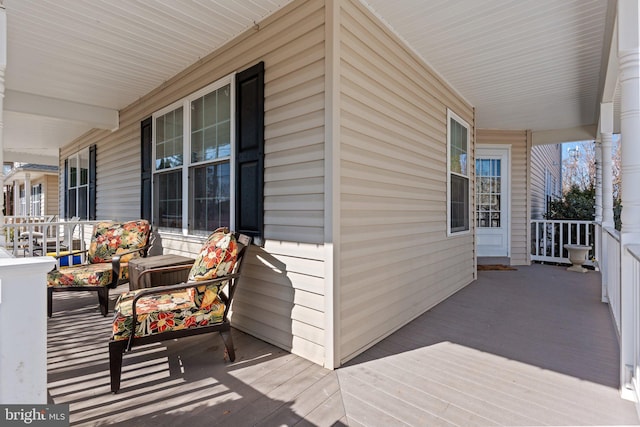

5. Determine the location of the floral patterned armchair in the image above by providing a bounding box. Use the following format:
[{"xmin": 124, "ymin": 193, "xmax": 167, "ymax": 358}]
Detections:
[
  {"xmin": 47, "ymin": 220, "xmax": 151, "ymax": 317},
  {"xmin": 108, "ymin": 227, "xmax": 251, "ymax": 393}
]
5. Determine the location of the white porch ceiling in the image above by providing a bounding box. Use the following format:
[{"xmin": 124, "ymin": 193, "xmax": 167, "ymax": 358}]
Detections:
[
  {"xmin": 363, "ymin": 0, "xmax": 615, "ymax": 134},
  {"xmin": 2, "ymin": 0, "xmax": 615, "ymax": 165}
]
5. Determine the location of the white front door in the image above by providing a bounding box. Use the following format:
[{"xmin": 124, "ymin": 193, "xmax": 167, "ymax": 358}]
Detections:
[{"xmin": 476, "ymin": 147, "xmax": 510, "ymax": 257}]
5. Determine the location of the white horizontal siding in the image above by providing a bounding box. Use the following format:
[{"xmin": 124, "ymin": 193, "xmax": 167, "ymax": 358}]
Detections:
[
  {"xmin": 44, "ymin": 175, "xmax": 59, "ymax": 216},
  {"xmin": 338, "ymin": 0, "xmax": 475, "ymax": 363},
  {"xmin": 59, "ymin": 0, "xmax": 327, "ymax": 366}
]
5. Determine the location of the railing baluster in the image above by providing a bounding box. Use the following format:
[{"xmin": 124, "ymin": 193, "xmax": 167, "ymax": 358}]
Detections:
[{"xmin": 551, "ymin": 221, "xmax": 556, "ymax": 258}]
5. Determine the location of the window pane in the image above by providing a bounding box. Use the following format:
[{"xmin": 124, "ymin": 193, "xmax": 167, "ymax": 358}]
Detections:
[
  {"xmin": 155, "ymin": 107, "xmax": 184, "ymax": 170},
  {"xmin": 217, "ymin": 85, "xmax": 230, "ymax": 122},
  {"xmin": 79, "ymin": 149, "xmax": 89, "ymax": 185},
  {"xmin": 204, "ymin": 91, "xmax": 217, "ymax": 127},
  {"xmin": 191, "ymin": 97, "xmax": 203, "ymax": 131},
  {"xmin": 189, "ymin": 161, "xmax": 230, "ymax": 235},
  {"xmin": 450, "ymin": 174, "xmax": 469, "ymax": 232},
  {"xmin": 153, "ymin": 171, "xmax": 182, "ymax": 229},
  {"xmin": 78, "ymin": 187, "xmax": 88, "ymax": 220},
  {"xmin": 217, "ymin": 121, "xmax": 231, "ymax": 158},
  {"xmin": 191, "ymin": 84, "xmax": 231, "ymax": 164},
  {"xmin": 68, "ymin": 189, "xmax": 77, "ymax": 219},
  {"xmin": 449, "ymin": 118, "xmax": 468, "ymax": 176},
  {"xmin": 69, "ymin": 156, "xmax": 78, "ymax": 188},
  {"xmin": 191, "ymin": 130, "xmax": 203, "ymax": 163}
]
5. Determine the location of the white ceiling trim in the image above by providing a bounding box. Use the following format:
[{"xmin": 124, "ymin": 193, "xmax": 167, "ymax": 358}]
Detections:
[
  {"xmin": 532, "ymin": 125, "xmax": 597, "ymax": 146},
  {"xmin": 5, "ymin": 90, "xmax": 118, "ymax": 130}
]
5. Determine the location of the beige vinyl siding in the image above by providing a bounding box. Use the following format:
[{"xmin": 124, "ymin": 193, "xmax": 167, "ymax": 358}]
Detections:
[
  {"xmin": 477, "ymin": 129, "xmax": 530, "ymax": 265},
  {"xmin": 59, "ymin": 0, "xmax": 327, "ymax": 365},
  {"xmin": 531, "ymin": 144, "xmax": 562, "ymax": 220},
  {"xmin": 45, "ymin": 175, "xmax": 59, "ymax": 216},
  {"xmin": 337, "ymin": 0, "xmax": 475, "ymax": 363}
]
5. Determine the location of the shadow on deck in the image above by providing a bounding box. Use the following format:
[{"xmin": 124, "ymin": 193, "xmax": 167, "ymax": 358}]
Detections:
[
  {"xmin": 48, "ymin": 264, "xmax": 638, "ymax": 426},
  {"xmin": 47, "ymin": 286, "xmax": 347, "ymax": 426}
]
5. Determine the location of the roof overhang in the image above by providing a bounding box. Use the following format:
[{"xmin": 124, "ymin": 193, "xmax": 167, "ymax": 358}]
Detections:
[{"xmin": 0, "ymin": 0, "xmax": 619, "ymax": 163}]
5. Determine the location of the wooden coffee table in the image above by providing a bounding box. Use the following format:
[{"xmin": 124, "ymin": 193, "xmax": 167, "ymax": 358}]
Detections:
[{"xmin": 128, "ymin": 254, "xmax": 195, "ymax": 290}]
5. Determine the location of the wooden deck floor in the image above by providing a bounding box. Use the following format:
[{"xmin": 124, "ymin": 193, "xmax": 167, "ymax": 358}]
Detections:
[{"xmin": 48, "ymin": 264, "xmax": 638, "ymax": 426}]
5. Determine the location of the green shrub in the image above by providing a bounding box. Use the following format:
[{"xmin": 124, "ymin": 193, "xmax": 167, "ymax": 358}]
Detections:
[{"xmin": 545, "ymin": 185, "xmax": 595, "ymax": 221}]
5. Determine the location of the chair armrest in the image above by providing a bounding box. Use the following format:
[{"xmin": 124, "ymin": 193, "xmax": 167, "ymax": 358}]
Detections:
[
  {"xmin": 52, "ymin": 249, "xmax": 88, "ymax": 260},
  {"xmin": 111, "ymin": 244, "xmax": 151, "ymax": 285},
  {"xmin": 126, "ymin": 274, "xmax": 239, "ymax": 351}
]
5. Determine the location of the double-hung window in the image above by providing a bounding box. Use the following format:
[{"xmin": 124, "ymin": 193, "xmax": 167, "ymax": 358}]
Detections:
[
  {"xmin": 145, "ymin": 62, "xmax": 264, "ymax": 241},
  {"xmin": 447, "ymin": 109, "xmax": 470, "ymax": 234},
  {"xmin": 153, "ymin": 76, "xmax": 234, "ymax": 236},
  {"xmin": 31, "ymin": 184, "xmax": 42, "ymax": 216},
  {"xmin": 66, "ymin": 148, "xmax": 90, "ymax": 219}
]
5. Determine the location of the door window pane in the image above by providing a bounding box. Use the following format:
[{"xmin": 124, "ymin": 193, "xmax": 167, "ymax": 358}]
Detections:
[{"xmin": 476, "ymin": 158, "xmax": 502, "ymax": 228}]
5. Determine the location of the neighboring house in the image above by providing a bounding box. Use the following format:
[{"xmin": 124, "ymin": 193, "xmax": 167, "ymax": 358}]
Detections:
[
  {"xmin": 51, "ymin": 0, "xmax": 584, "ymax": 367},
  {"xmin": 531, "ymin": 144, "xmax": 562, "ymax": 220},
  {"xmin": 3, "ymin": 163, "xmax": 59, "ymax": 217}
]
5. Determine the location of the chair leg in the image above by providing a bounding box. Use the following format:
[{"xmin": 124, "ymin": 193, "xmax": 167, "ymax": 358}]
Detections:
[
  {"xmin": 47, "ymin": 288, "xmax": 53, "ymax": 318},
  {"xmin": 97, "ymin": 287, "xmax": 109, "ymax": 316},
  {"xmin": 220, "ymin": 329, "xmax": 235, "ymax": 362},
  {"xmin": 109, "ymin": 340, "xmax": 127, "ymax": 393}
]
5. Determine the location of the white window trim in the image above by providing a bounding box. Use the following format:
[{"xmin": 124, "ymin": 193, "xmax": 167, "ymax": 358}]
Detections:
[
  {"xmin": 152, "ymin": 73, "xmax": 236, "ymax": 236},
  {"xmin": 446, "ymin": 108, "xmax": 471, "ymax": 236}
]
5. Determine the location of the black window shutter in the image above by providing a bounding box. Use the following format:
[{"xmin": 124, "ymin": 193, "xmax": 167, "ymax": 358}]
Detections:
[
  {"xmin": 63, "ymin": 158, "xmax": 69, "ymax": 219},
  {"xmin": 89, "ymin": 144, "xmax": 97, "ymax": 220},
  {"xmin": 141, "ymin": 117, "xmax": 153, "ymax": 222},
  {"xmin": 235, "ymin": 61, "xmax": 265, "ymax": 240}
]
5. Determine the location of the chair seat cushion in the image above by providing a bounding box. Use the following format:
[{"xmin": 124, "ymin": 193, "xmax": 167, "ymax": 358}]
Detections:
[
  {"xmin": 111, "ymin": 286, "xmax": 226, "ymax": 341},
  {"xmin": 47, "ymin": 263, "xmax": 129, "ymax": 288}
]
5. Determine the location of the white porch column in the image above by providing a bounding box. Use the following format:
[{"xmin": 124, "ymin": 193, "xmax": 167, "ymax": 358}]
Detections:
[
  {"xmin": 24, "ymin": 172, "xmax": 31, "ymax": 216},
  {"xmin": 618, "ymin": 0, "xmax": 640, "ymax": 402},
  {"xmin": 600, "ymin": 103, "xmax": 615, "ymax": 303},
  {"xmin": 601, "ymin": 103, "xmax": 615, "ymax": 228},
  {"xmin": 595, "ymin": 138, "xmax": 603, "ymax": 223},
  {"xmin": 12, "ymin": 179, "xmax": 17, "ymax": 215}
]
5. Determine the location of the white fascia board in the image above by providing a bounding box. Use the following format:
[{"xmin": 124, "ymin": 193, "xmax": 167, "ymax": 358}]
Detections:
[
  {"xmin": 3, "ymin": 150, "xmax": 58, "ymax": 166},
  {"xmin": 532, "ymin": 125, "xmax": 597, "ymax": 146},
  {"xmin": 5, "ymin": 90, "xmax": 119, "ymax": 131}
]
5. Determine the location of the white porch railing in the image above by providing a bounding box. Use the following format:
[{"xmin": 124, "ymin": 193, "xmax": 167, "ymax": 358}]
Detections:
[
  {"xmin": 629, "ymin": 244, "xmax": 640, "ymax": 403},
  {"xmin": 3, "ymin": 218, "xmax": 102, "ymax": 267},
  {"xmin": 531, "ymin": 219, "xmax": 596, "ymax": 263},
  {"xmin": 602, "ymin": 226, "xmax": 621, "ymax": 335}
]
